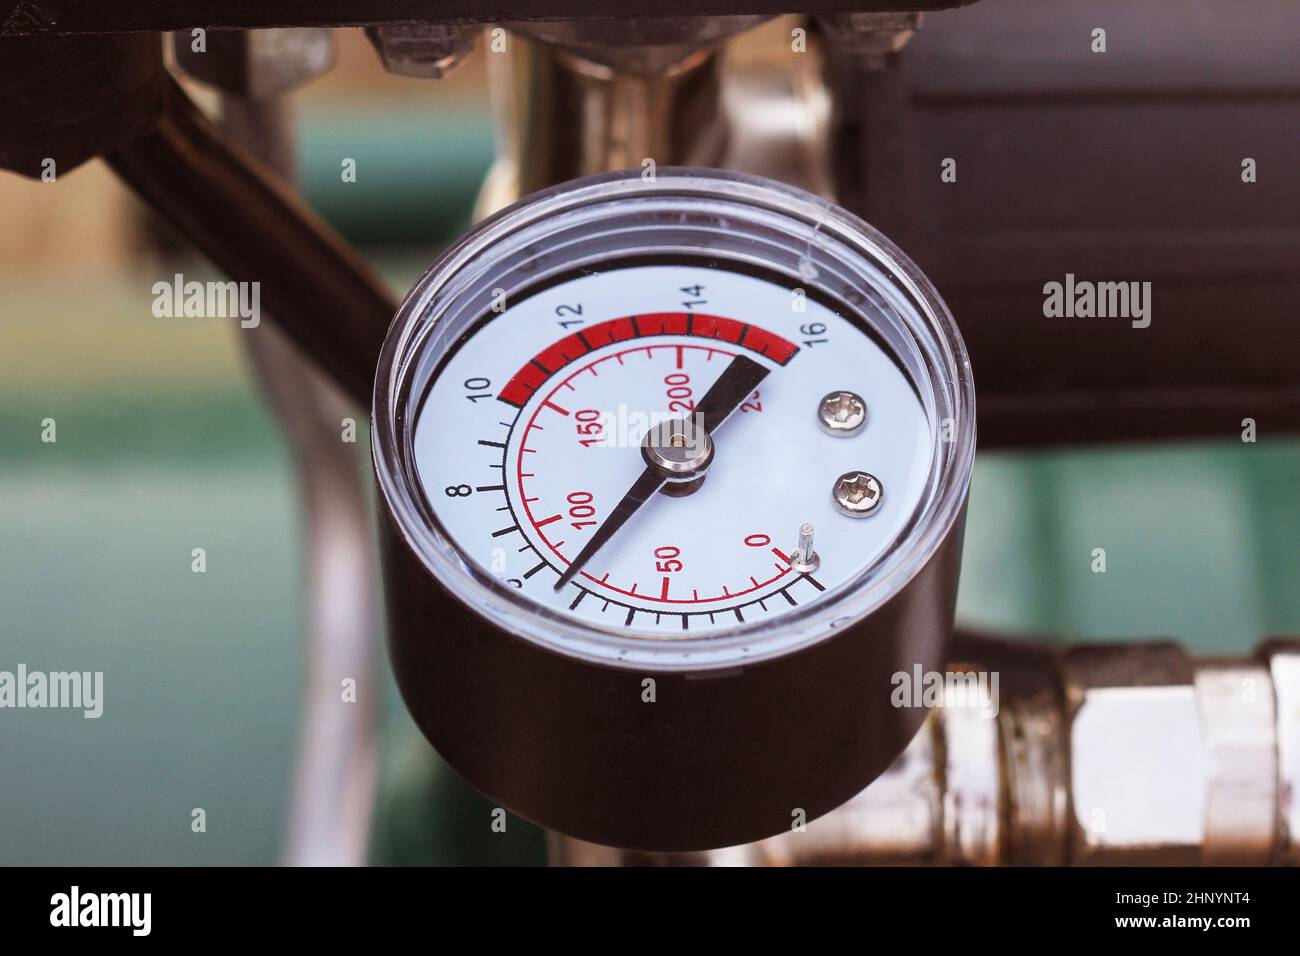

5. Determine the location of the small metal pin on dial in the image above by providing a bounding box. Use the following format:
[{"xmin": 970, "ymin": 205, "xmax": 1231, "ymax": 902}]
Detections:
[
  {"xmin": 832, "ymin": 470, "xmax": 883, "ymax": 517},
  {"xmin": 789, "ymin": 522, "xmax": 820, "ymax": 573},
  {"xmin": 818, "ymin": 390, "xmax": 867, "ymax": 437}
]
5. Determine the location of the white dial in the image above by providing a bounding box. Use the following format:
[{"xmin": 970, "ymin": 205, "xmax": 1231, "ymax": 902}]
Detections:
[
  {"xmin": 412, "ymin": 262, "xmax": 933, "ymax": 637},
  {"xmin": 374, "ymin": 169, "xmax": 974, "ymax": 848}
]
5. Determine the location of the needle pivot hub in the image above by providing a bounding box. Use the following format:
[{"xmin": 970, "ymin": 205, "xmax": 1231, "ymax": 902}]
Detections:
[{"xmin": 642, "ymin": 415, "xmax": 714, "ymax": 489}]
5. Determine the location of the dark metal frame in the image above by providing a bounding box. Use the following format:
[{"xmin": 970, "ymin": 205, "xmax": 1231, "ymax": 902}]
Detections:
[
  {"xmin": 5, "ymin": 11, "xmax": 1294, "ymax": 443},
  {"xmin": 0, "ymin": 2, "xmax": 973, "ymax": 37}
]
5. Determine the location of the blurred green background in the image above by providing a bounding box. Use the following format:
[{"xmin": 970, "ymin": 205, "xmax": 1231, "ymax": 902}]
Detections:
[{"xmin": 0, "ymin": 30, "xmax": 1296, "ymax": 866}]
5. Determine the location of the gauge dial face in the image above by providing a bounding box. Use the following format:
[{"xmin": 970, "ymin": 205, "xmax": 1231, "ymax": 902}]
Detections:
[{"xmin": 412, "ymin": 262, "xmax": 934, "ymax": 637}]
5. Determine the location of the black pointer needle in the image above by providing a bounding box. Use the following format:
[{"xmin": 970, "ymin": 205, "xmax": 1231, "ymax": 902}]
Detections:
[
  {"xmin": 694, "ymin": 353, "xmax": 770, "ymax": 435},
  {"xmin": 552, "ymin": 467, "xmax": 666, "ymax": 591},
  {"xmin": 553, "ymin": 353, "xmax": 770, "ymax": 591}
]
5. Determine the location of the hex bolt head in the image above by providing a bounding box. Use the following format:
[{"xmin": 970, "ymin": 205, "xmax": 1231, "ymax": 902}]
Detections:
[
  {"xmin": 832, "ymin": 470, "xmax": 883, "ymax": 517},
  {"xmin": 818, "ymin": 390, "xmax": 868, "ymax": 436},
  {"xmin": 365, "ymin": 24, "xmax": 480, "ymax": 79}
]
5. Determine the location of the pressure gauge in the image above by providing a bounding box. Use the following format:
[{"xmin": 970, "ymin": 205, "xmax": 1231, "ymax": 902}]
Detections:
[{"xmin": 373, "ymin": 169, "xmax": 975, "ymax": 851}]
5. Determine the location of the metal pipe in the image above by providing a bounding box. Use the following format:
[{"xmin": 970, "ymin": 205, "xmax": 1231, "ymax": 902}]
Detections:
[
  {"xmin": 477, "ymin": 36, "xmax": 726, "ymax": 217},
  {"xmin": 219, "ymin": 95, "xmax": 379, "ymax": 870},
  {"xmin": 477, "ymin": 17, "xmax": 833, "ymax": 217},
  {"xmin": 105, "ymin": 77, "xmax": 395, "ymax": 407},
  {"xmin": 272, "ymin": 411, "xmax": 378, "ymax": 866},
  {"xmin": 172, "ymin": 26, "xmax": 382, "ymax": 867},
  {"xmin": 552, "ymin": 635, "xmax": 1300, "ymax": 865}
]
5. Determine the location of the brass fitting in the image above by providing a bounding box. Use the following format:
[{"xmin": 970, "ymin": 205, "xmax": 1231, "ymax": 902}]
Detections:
[{"xmin": 552, "ymin": 636, "xmax": 1300, "ymax": 866}]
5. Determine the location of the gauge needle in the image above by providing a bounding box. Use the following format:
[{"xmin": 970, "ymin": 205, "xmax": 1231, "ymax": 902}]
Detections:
[
  {"xmin": 693, "ymin": 353, "xmax": 770, "ymax": 435},
  {"xmin": 554, "ymin": 353, "xmax": 770, "ymax": 590}
]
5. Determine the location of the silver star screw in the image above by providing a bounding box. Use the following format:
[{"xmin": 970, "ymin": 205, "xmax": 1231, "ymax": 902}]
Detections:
[
  {"xmin": 817, "ymin": 390, "xmax": 867, "ymax": 437},
  {"xmin": 832, "ymin": 470, "xmax": 884, "ymax": 517}
]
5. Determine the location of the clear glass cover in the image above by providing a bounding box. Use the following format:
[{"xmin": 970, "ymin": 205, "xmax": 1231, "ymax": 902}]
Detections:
[{"xmin": 373, "ymin": 169, "xmax": 975, "ymax": 670}]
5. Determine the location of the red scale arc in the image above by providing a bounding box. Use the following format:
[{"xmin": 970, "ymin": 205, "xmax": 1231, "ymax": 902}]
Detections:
[
  {"xmin": 497, "ymin": 312, "xmax": 798, "ymax": 408},
  {"xmin": 515, "ymin": 342, "xmax": 794, "ymax": 605}
]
